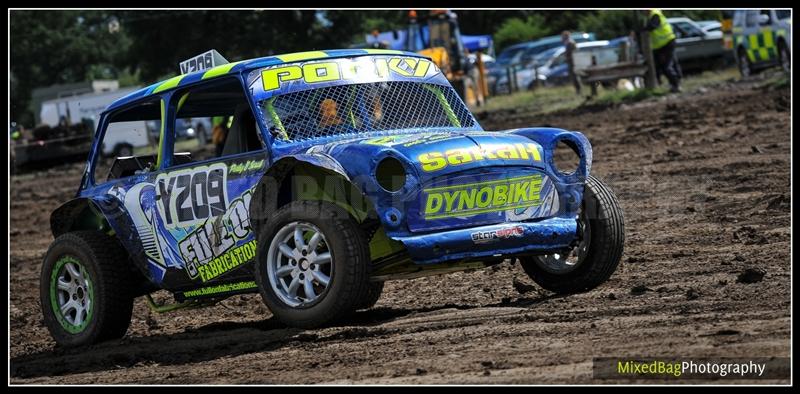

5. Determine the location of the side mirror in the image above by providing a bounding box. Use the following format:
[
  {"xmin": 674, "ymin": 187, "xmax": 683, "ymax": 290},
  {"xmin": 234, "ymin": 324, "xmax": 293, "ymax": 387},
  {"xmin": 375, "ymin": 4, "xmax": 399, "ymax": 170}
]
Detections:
[{"xmin": 758, "ymin": 14, "xmax": 770, "ymax": 25}]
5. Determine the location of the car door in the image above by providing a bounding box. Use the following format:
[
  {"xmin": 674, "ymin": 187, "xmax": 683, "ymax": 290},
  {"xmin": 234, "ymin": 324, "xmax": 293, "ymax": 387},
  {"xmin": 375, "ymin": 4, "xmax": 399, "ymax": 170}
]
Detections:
[
  {"xmin": 131, "ymin": 78, "xmax": 269, "ymax": 291},
  {"xmin": 672, "ymin": 21, "xmax": 711, "ymax": 62}
]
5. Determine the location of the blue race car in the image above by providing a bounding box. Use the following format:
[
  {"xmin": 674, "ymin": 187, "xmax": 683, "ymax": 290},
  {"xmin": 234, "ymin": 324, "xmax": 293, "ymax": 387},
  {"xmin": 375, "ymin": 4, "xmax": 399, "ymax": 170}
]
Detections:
[{"xmin": 42, "ymin": 49, "xmax": 624, "ymax": 347}]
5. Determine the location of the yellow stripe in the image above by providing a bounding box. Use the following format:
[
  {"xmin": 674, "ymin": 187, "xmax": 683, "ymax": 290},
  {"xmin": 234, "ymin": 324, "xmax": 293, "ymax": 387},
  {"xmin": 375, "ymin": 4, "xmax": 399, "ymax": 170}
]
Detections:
[
  {"xmin": 153, "ymin": 74, "xmax": 186, "ymax": 93},
  {"xmin": 363, "ymin": 49, "xmax": 404, "ymax": 55},
  {"xmin": 156, "ymin": 99, "xmax": 166, "ymax": 168},
  {"xmin": 762, "ymin": 29, "xmax": 774, "ymax": 48},
  {"xmin": 202, "ymin": 60, "xmax": 244, "ymax": 79},
  {"xmin": 748, "ymin": 34, "xmax": 759, "ymax": 49},
  {"xmin": 759, "ymin": 48, "xmax": 769, "ymax": 60},
  {"xmin": 276, "ymin": 51, "xmax": 329, "ymax": 62},
  {"xmin": 177, "ymin": 93, "xmax": 190, "ymax": 112}
]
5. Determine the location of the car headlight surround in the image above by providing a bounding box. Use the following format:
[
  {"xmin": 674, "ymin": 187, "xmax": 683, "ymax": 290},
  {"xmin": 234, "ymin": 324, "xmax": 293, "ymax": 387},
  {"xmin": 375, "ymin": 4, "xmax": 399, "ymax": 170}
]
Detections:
[
  {"xmin": 375, "ymin": 156, "xmax": 407, "ymax": 193},
  {"xmin": 552, "ymin": 138, "xmax": 581, "ymax": 176}
]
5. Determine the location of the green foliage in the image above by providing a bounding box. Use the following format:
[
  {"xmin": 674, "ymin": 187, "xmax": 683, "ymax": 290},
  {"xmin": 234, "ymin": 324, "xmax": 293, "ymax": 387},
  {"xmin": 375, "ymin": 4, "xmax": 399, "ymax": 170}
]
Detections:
[
  {"xmin": 116, "ymin": 68, "xmax": 141, "ymax": 88},
  {"xmin": 494, "ymin": 14, "xmax": 552, "ymax": 52},
  {"xmin": 10, "ymin": 10, "xmax": 132, "ymax": 125},
  {"xmin": 577, "ymin": 11, "xmax": 640, "ymax": 40},
  {"xmin": 665, "ymin": 10, "xmax": 723, "ymax": 22},
  {"xmin": 457, "ymin": 10, "xmax": 528, "ymax": 36}
]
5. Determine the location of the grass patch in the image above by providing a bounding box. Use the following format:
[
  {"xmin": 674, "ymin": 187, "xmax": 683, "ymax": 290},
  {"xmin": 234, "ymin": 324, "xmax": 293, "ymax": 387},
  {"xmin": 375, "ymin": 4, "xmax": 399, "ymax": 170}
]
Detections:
[
  {"xmin": 681, "ymin": 67, "xmax": 740, "ymax": 91},
  {"xmin": 478, "ymin": 66, "xmax": 743, "ymax": 114},
  {"xmin": 479, "ymin": 84, "xmax": 584, "ymax": 114},
  {"xmin": 764, "ymin": 73, "xmax": 790, "ymax": 90},
  {"xmin": 594, "ymin": 87, "xmax": 668, "ymax": 105}
]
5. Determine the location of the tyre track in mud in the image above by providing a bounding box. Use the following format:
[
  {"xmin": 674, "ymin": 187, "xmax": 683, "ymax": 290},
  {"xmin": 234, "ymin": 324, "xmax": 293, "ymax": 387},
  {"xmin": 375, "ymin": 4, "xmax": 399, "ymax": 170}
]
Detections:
[{"xmin": 10, "ymin": 74, "xmax": 790, "ymax": 384}]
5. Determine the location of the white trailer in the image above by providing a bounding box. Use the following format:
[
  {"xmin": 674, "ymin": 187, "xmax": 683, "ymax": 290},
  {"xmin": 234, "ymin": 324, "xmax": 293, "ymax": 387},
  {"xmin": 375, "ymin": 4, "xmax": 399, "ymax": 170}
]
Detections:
[{"xmin": 39, "ymin": 87, "xmax": 153, "ymax": 157}]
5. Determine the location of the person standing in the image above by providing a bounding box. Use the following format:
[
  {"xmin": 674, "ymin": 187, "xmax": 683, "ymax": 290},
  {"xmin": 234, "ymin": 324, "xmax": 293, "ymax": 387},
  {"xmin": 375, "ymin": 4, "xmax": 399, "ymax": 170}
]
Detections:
[
  {"xmin": 561, "ymin": 31, "xmax": 582, "ymax": 95},
  {"xmin": 644, "ymin": 9, "xmax": 682, "ymax": 93}
]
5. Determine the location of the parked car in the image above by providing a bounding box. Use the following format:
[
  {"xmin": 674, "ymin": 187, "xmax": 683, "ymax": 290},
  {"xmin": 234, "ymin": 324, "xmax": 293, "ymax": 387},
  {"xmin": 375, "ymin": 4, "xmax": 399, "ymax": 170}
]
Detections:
[
  {"xmin": 488, "ymin": 32, "xmax": 595, "ymax": 93},
  {"xmin": 667, "ymin": 17, "xmax": 729, "ymax": 70},
  {"xmin": 492, "ymin": 47, "xmax": 560, "ymax": 93},
  {"xmin": 494, "ymin": 40, "xmax": 614, "ymax": 92},
  {"xmin": 732, "ymin": 9, "xmax": 791, "ymax": 76},
  {"xmin": 696, "ymin": 20, "xmax": 722, "ymax": 34},
  {"xmin": 468, "ymin": 52, "xmax": 495, "ymax": 66},
  {"xmin": 148, "ymin": 117, "xmax": 211, "ymax": 143}
]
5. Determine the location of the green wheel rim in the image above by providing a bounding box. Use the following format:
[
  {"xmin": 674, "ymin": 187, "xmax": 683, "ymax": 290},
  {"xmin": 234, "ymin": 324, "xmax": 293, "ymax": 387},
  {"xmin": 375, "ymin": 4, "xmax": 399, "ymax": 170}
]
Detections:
[{"xmin": 50, "ymin": 256, "xmax": 95, "ymax": 334}]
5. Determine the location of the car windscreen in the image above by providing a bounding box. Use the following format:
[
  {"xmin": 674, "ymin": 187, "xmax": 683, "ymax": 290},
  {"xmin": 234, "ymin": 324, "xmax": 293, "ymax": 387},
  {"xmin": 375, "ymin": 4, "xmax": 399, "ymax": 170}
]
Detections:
[
  {"xmin": 496, "ymin": 46, "xmax": 528, "ymax": 65},
  {"xmin": 776, "ymin": 10, "xmax": 790, "ymax": 20},
  {"xmin": 532, "ymin": 47, "xmax": 562, "ymax": 66},
  {"xmin": 259, "ymin": 81, "xmax": 476, "ymax": 143},
  {"xmin": 249, "ymin": 55, "xmax": 480, "ymax": 143}
]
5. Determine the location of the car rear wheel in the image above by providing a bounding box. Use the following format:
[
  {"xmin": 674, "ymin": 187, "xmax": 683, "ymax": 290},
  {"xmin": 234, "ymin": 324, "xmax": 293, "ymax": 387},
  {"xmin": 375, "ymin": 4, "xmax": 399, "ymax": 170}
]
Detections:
[
  {"xmin": 40, "ymin": 231, "xmax": 135, "ymax": 347},
  {"xmin": 778, "ymin": 41, "xmax": 790, "ymax": 73},
  {"xmin": 255, "ymin": 201, "xmax": 371, "ymax": 328},
  {"xmin": 738, "ymin": 48, "xmax": 752, "ymax": 77},
  {"xmin": 519, "ymin": 175, "xmax": 624, "ymax": 294}
]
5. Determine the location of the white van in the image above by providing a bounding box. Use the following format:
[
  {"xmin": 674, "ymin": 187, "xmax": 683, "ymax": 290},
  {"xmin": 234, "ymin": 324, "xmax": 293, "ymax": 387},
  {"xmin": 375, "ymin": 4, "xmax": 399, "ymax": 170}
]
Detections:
[{"xmin": 39, "ymin": 87, "xmax": 153, "ymax": 157}]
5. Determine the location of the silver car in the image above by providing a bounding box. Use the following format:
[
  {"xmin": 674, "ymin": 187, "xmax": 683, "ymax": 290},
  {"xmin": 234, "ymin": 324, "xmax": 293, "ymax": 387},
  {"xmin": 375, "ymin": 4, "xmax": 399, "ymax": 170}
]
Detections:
[{"xmin": 667, "ymin": 17, "xmax": 728, "ymax": 70}]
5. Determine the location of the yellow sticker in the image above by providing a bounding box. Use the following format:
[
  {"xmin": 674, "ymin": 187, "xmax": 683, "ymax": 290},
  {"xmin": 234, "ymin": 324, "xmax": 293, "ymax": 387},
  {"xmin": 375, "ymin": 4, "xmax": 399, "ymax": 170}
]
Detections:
[
  {"xmin": 260, "ymin": 56, "xmax": 437, "ymax": 93},
  {"xmin": 419, "ymin": 143, "xmax": 542, "ymax": 172},
  {"xmin": 423, "ymin": 175, "xmax": 543, "ymax": 219},
  {"xmin": 262, "ymin": 65, "xmax": 303, "ymax": 91}
]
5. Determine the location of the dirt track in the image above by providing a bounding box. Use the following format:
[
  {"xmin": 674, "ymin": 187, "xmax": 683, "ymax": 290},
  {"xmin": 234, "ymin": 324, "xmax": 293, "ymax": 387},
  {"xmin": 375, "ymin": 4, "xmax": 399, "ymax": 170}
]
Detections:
[{"xmin": 9, "ymin": 73, "xmax": 791, "ymax": 384}]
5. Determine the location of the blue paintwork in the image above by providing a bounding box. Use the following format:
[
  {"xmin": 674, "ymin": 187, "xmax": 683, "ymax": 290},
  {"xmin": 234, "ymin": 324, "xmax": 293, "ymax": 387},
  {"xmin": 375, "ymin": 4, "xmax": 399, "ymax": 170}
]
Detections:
[
  {"xmin": 55, "ymin": 50, "xmax": 593, "ymax": 294},
  {"xmin": 396, "ymin": 218, "xmax": 578, "ymax": 264},
  {"xmin": 107, "ymin": 49, "xmax": 427, "ymax": 112}
]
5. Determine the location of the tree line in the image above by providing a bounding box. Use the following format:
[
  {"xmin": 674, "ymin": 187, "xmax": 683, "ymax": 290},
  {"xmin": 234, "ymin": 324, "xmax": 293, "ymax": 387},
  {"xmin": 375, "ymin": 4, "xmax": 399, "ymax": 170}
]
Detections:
[{"xmin": 10, "ymin": 9, "xmax": 722, "ymax": 127}]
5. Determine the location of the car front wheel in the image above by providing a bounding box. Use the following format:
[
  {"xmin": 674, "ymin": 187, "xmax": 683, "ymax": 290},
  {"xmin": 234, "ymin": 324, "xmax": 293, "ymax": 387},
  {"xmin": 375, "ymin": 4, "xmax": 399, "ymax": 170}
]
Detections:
[
  {"xmin": 255, "ymin": 201, "xmax": 371, "ymax": 328},
  {"xmin": 519, "ymin": 175, "xmax": 624, "ymax": 294}
]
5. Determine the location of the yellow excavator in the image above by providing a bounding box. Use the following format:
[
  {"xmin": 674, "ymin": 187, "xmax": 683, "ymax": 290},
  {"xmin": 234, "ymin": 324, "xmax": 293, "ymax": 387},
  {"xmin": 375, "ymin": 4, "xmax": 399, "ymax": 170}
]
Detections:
[{"xmin": 405, "ymin": 10, "xmax": 488, "ymax": 107}]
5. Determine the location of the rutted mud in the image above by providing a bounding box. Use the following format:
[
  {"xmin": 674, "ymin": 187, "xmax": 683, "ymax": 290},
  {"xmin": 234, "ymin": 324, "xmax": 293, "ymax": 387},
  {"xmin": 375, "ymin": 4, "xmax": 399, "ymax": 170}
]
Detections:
[{"xmin": 10, "ymin": 74, "xmax": 790, "ymax": 384}]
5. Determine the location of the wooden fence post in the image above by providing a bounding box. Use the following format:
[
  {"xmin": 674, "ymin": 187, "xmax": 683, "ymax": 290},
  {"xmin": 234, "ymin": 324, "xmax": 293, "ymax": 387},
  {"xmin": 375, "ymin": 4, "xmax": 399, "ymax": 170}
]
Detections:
[{"xmin": 636, "ymin": 10, "xmax": 658, "ymax": 89}]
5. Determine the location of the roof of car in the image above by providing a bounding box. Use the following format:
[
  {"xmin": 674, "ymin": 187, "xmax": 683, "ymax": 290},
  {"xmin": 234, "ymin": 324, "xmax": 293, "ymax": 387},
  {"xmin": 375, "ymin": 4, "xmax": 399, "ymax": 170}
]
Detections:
[
  {"xmin": 501, "ymin": 32, "xmax": 593, "ymax": 53},
  {"xmin": 537, "ymin": 40, "xmax": 611, "ymax": 59},
  {"xmin": 577, "ymin": 40, "xmax": 611, "ymax": 48},
  {"xmin": 106, "ymin": 48, "xmax": 423, "ymax": 112},
  {"xmin": 666, "ymin": 17, "xmax": 695, "ymax": 23}
]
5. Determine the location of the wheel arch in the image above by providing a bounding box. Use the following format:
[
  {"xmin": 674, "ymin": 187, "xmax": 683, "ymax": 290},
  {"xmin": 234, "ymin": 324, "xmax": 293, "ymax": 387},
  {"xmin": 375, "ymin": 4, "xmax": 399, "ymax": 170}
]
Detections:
[
  {"xmin": 50, "ymin": 198, "xmax": 114, "ymax": 238},
  {"xmin": 50, "ymin": 198, "xmax": 168, "ymax": 296},
  {"xmin": 249, "ymin": 156, "xmax": 379, "ymax": 240}
]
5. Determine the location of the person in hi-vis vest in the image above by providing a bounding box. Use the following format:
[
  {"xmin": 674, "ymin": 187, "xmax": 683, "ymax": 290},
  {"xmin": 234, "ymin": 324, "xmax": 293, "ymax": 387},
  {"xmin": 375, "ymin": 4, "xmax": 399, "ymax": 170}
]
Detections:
[{"xmin": 644, "ymin": 9, "xmax": 683, "ymax": 93}]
